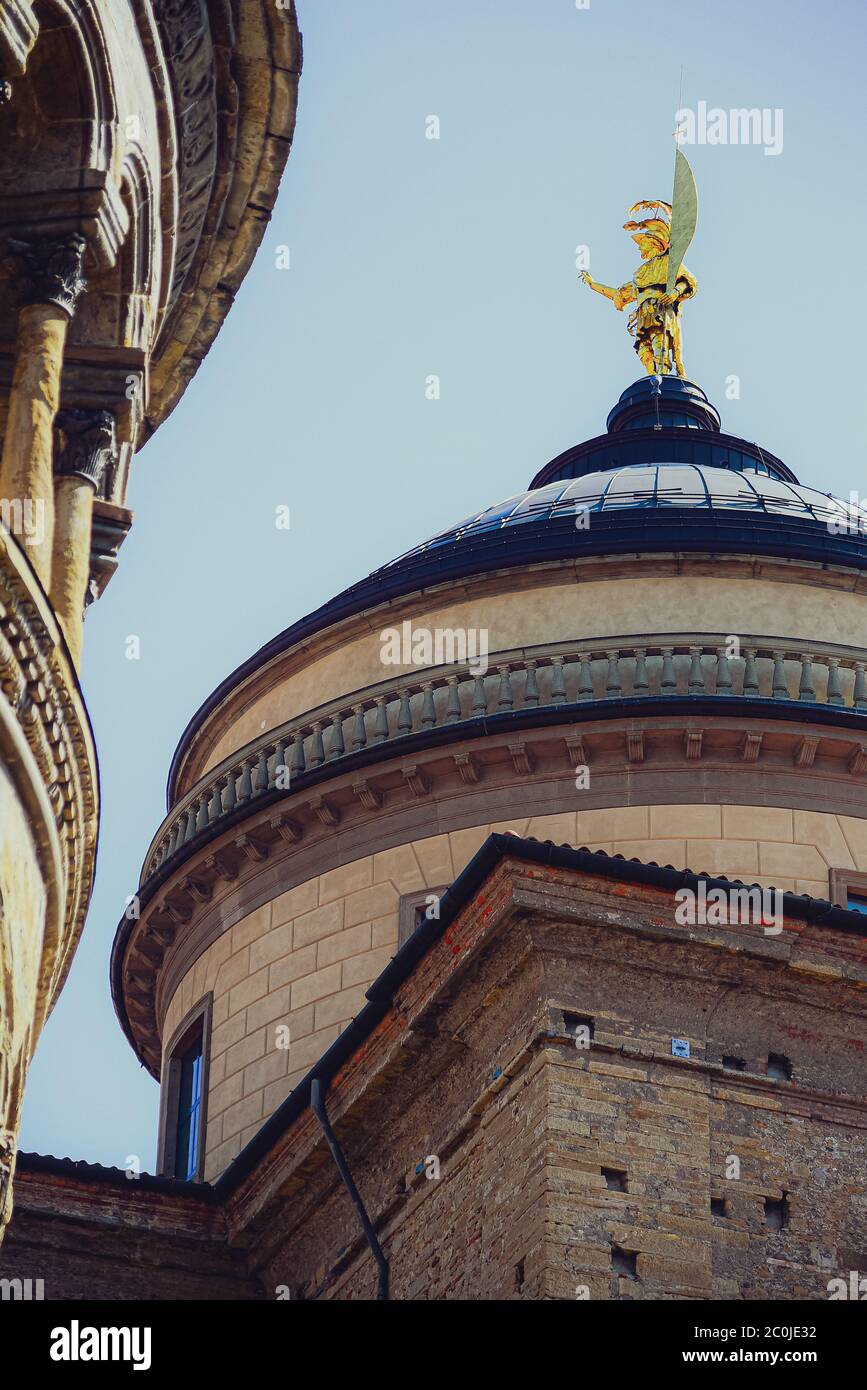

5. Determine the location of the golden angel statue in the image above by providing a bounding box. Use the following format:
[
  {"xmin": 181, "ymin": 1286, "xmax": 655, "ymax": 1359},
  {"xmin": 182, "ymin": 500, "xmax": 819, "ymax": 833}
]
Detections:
[{"xmin": 581, "ymin": 152, "xmax": 699, "ymax": 377}]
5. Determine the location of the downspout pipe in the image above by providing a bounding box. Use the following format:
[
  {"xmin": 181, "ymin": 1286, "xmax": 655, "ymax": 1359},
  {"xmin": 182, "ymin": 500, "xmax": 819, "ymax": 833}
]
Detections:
[{"xmin": 310, "ymin": 1077, "xmax": 389, "ymax": 1301}]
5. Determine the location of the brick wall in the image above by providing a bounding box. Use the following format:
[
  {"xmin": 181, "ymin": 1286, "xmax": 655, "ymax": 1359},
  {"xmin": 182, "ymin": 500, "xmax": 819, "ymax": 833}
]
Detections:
[
  {"xmin": 5, "ymin": 859, "xmax": 866, "ymax": 1301},
  {"xmin": 239, "ymin": 863, "xmax": 867, "ymax": 1300}
]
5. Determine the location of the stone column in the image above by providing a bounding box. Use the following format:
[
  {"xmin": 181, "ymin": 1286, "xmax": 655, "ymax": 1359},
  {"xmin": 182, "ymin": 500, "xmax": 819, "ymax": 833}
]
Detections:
[
  {"xmin": 51, "ymin": 410, "xmax": 116, "ymax": 669},
  {"xmin": 0, "ymin": 233, "xmax": 87, "ymax": 588}
]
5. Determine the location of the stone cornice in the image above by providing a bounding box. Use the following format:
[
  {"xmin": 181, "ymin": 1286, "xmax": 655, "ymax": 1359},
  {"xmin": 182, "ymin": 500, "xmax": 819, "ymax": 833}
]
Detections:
[{"xmin": 114, "ymin": 704, "xmax": 867, "ymax": 1076}]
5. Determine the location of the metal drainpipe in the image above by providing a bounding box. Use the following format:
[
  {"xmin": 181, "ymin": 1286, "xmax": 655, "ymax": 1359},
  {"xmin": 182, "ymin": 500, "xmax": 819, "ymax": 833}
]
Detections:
[{"xmin": 310, "ymin": 1077, "xmax": 389, "ymax": 1301}]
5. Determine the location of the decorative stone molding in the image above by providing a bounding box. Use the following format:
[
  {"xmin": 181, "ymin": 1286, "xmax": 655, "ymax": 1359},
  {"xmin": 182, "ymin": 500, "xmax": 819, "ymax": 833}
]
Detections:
[
  {"xmin": 6, "ymin": 233, "xmax": 87, "ymax": 317},
  {"xmin": 742, "ymin": 732, "xmax": 763, "ymax": 763},
  {"xmin": 54, "ymin": 409, "xmax": 117, "ymax": 488}
]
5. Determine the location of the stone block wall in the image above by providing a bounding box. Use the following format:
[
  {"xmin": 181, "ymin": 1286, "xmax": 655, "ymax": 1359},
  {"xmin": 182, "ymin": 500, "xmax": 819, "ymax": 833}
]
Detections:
[{"xmin": 158, "ymin": 805, "xmax": 867, "ymax": 1180}]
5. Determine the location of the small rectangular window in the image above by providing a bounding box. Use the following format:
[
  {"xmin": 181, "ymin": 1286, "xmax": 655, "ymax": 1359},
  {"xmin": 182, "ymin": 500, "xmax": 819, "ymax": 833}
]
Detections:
[
  {"xmin": 766, "ymin": 1053, "xmax": 792, "ymax": 1082},
  {"xmin": 722, "ymin": 1055, "xmax": 747, "ymax": 1071},
  {"xmin": 611, "ymin": 1247, "xmax": 637, "ymax": 1279},
  {"xmin": 711, "ymin": 1198, "xmax": 728, "ymax": 1220},
  {"xmin": 602, "ymin": 1167, "xmax": 627, "ymax": 1192},
  {"xmin": 846, "ymin": 893, "xmax": 867, "ymax": 915},
  {"xmin": 398, "ymin": 887, "xmax": 447, "ymax": 947},
  {"xmin": 764, "ymin": 1195, "xmax": 788, "ymax": 1230}
]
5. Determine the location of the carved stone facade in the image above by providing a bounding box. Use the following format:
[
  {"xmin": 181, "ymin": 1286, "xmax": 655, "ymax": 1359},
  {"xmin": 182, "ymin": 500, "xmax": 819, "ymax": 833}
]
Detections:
[
  {"xmin": 0, "ymin": 0, "xmax": 301, "ymax": 1242},
  {"xmin": 0, "ymin": 524, "xmax": 97, "ymax": 1230}
]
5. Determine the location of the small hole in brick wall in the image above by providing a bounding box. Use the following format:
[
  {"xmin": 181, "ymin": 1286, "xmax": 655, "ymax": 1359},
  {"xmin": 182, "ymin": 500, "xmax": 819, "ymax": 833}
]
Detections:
[
  {"xmin": 722, "ymin": 1055, "xmax": 746, "ymax": 1071},
  {"xmin": 563, "ymin": 1012, "xmax": 594, "ymax": 1041},
  {"xmin": 602, "ymin": 1167, "xmax": 627, "ymax": 1192},
  {"xmin": 711, "ymin": 1198, "xmax": 728, "ymax": 1220},
  {"xmin": 514, "ymin": 1260, "xmax": 525, "ymax": 1291},
  {"xmin": 764, "ymin": 1195, "xmax": 789, "ymax": 1230},
  {"xmin": 611, "ymin": 1247, "xmax": 638, "ymax": 1278},
  {"xmin": 766, "ymin": 1052, "xmax": 793, "ymax": 1081}
]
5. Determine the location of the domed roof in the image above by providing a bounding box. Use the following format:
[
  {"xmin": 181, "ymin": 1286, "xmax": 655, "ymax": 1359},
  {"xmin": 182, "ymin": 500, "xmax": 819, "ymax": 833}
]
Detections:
[
  {"xmin": 383, "ymin": 462, "xmax": 864, "ymax": 568},
  {"xmin": 166, "ymin": 376, "xmax": 867, "ymax": 800}
]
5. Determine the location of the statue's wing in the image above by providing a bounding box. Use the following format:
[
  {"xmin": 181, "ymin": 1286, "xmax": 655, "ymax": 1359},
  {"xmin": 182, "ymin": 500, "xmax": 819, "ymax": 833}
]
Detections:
[{"xmin": 666, "ymin": 149, "xmax": 698, "ymax": 295}]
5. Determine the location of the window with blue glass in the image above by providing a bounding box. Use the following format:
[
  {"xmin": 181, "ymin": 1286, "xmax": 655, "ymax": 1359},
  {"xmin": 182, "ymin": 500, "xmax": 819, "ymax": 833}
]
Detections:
[
  {"xmin": 160, "ymin": 998, "xmax": 211, "ymax": 1183},
  {"xmin": 174, "ymin": 1032, "xmax": 204, "ymax": 1180},
  {"xmin": 846, "ymin": 894, "xmax": 867, "ymax": 916}
]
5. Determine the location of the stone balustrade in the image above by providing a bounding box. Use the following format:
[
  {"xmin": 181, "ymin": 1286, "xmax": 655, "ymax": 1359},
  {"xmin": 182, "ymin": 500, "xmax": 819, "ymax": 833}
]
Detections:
[{"xmin": 142, "ymin": 634, "xmax": 867, "ymax": 886}]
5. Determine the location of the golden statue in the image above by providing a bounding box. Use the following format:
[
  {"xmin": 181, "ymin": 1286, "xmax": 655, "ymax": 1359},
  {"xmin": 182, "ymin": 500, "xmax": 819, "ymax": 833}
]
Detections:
[{"xmin": 581, "ymin": 150, "xmax": 699, "ymax": 377}]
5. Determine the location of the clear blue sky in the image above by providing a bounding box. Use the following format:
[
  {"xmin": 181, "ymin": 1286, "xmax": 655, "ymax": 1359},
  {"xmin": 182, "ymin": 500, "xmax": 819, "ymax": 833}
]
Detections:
[{"xmin": 22, "ymin": 0, "xmax": 867, "ymax": 1169}]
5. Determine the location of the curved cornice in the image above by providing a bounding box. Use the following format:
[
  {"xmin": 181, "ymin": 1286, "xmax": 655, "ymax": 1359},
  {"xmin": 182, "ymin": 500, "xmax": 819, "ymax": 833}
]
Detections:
[
  {"xmin": 140, "ymin": 0, "xmax": 302, "ymax": 437},
  {"xmin": 114, "ymin": 698, "xmax": 867, "ymax": 1075}
]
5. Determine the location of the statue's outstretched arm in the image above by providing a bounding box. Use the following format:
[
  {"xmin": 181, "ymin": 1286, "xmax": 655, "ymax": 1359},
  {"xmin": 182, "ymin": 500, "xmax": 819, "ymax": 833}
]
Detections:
[{"xmin": 580, "ymin": 272, "xmax": 634, "ymax": 311}]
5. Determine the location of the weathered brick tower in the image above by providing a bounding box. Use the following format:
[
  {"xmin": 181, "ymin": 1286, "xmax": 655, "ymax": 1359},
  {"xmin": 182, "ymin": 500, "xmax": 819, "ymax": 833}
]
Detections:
[{"xmin": 0, "ymin": 0, "xmax": 301, "ymax": 1243}]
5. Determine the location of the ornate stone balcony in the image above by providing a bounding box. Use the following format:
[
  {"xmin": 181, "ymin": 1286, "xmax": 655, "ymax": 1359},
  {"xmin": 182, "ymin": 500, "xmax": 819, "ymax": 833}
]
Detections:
[
  {"xmin": 140, "ymin": 632, "xmax": 867, "ymax": 890},
  {"xmin": 0, "ymin": 525, "xmax": 97, "ymax": 1225}
]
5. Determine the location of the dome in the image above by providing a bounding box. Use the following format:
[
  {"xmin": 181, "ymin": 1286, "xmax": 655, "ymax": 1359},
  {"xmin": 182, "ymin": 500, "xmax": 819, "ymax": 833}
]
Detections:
[{"xmin": 384, "ymin": 463, "xmax": 867, "ymax": 566}]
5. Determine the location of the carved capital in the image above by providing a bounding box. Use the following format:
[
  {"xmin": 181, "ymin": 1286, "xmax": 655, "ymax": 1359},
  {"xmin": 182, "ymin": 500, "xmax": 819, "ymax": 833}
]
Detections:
[
  {"xmin": 54, "ymin": 410, "xmax": 117, "ymax": 489},
  {"xmin": 6, "ymin": 232, "xmax": 87, "ymax": 315}
]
